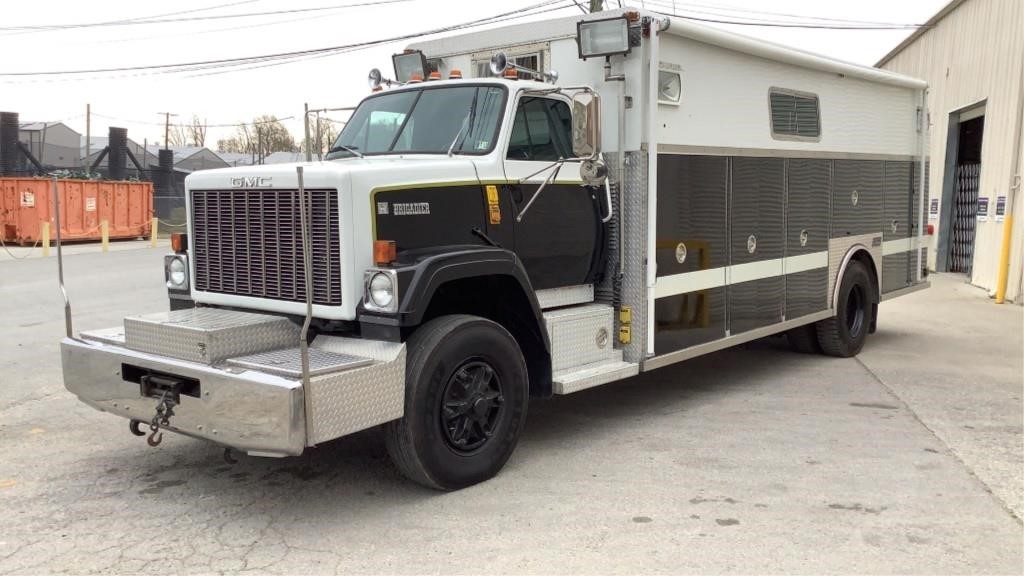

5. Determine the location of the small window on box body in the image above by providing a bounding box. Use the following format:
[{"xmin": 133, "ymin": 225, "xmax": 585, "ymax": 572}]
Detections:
[{"xmin": 769, "ymin": 88, "xmax": 821, "ymax": 140}]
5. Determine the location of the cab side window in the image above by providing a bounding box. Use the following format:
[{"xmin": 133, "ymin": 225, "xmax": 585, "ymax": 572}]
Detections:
[{"xmin": 506, "ymin": 97, "xmax": 573, "ymax": 162}]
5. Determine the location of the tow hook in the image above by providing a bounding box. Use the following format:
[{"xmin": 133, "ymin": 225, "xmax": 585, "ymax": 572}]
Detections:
[{"xmin": 144, "ymin": 385, "xmax": 179, "ymax": 447}]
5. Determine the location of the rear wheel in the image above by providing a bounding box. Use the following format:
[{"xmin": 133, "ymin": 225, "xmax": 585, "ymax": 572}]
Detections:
[
  {"xmin": 816, "ymin": 260, "xmax": 874, "ymax": 357},
  {"xmin": 384, "ymin": 315, "xmax": 528, "ymax": 490},
  {"xmin": 786, "ymin": 323, "xmax": 821, "ymax": 354}
]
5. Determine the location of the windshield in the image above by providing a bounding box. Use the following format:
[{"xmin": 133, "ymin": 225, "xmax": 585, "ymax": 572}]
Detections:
[{"xmin": 327, "ymin": 85, "xmax": 507, "ymax": 158}]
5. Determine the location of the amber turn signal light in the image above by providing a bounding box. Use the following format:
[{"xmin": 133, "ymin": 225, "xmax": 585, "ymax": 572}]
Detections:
[
  {"xmin": 374, "ymin": 240, "xmax": 397, "ymax": 265},
  {"xmin": 170, "ymin": 232, "xmax": 187, "ymax": 253}
]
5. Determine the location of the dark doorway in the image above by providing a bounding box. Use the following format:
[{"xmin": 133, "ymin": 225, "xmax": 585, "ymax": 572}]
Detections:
[{"xmin": 948, "ymin": 115, "xmax": 984, "ymax": 274}]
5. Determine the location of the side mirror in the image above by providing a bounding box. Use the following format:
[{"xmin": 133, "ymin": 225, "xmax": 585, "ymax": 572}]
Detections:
[{"xmin": 572, "ymin": 91, "xmax": 601, "ymax": 159}]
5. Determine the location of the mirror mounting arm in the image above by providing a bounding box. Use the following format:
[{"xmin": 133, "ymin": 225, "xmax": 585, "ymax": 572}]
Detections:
[{"xmin": 516, "ymin": 159, "xmax": 565, "ymax": 223}]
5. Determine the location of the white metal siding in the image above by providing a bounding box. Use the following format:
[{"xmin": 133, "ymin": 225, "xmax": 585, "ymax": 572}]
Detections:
[
  {"xmin": 880, "ymin": 0, "xmax": 1024, "ymax": 302},
  {"xmin": 658, "ymin": 36, "xmax": 920, "ymax": 157}
]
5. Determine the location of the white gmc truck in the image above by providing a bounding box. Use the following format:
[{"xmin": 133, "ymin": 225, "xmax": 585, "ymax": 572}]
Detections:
[{"xmin": 61, "ymin": 8, "xmax": 929, "ymax": 490}]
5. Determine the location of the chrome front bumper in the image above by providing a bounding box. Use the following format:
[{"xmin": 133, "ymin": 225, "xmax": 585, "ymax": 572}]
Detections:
[{"xmin": 62, "ymin": 337, "xmax": 306, "ymax": 456}]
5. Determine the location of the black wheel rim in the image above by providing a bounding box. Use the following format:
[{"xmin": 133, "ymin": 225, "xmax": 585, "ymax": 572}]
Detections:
[
  {"xmin": 846, "ymin": 284, "xmax": 865, "ymax": 338},
  {"xmin": 439, "ymin": 359, "xmax": 504, "ymax": 454}
]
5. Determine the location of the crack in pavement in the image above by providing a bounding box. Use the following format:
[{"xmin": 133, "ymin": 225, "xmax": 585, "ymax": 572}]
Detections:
[{"xmin": 855, "ymin": 355, "xmax": 1022, "ymax": 525}]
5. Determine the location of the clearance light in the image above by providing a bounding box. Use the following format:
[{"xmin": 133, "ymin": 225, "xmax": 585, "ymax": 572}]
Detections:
[
  {"xmin": 449, "ymin": 69, "xmax": 463, "ymax": 79},
  {"xmin": 374, "ymin": 240, "xmax": 397, "ymax": 265},
  {"xmin": 170, "ymin": 232, "xmax": 187, "ymax": 253},
  {"xmin": 427, "ymin": 71, "xmax": 442, "ymax": 81},
  {"xmin": 407, "ymin": 72, "xmax": 424, "ymax": 84},
  {"xmin": 503, "ymin": 68, "xmax": 518, "ymax": 79}
]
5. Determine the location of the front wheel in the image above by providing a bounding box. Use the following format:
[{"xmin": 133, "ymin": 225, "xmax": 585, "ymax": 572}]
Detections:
[
  {"xmin": 816, "ymin": 260, "xmax": 874, "ymax": 357},
  {"xmin": 384, "ymin": 315, "xmax": 528, "ymax": 490}
]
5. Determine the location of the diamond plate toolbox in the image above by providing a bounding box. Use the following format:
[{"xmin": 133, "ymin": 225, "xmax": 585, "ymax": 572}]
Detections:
[
  {"xmin": 543, "ymin": 304, "xmax": 615, "ymax": 372},
  {"xmin": 123, "ymin": 308, "xmax": 299, "ymax": 365}
]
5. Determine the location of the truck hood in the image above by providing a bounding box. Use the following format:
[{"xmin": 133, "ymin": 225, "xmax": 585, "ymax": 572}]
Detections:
[{"xmin": 185, "ymin": 155, "xmax": 483, "ymax": 191}]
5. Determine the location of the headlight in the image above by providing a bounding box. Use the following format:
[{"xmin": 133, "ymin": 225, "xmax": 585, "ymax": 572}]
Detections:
[
  {"xmin": 364, "ymin": 268, "xmax": 399, "ymax": 311},
  {"xmin": 368, "ymin": 272, "xmax": 394, "ymax": 307},
  {"xmin": 165, "ymin": 255, "xmax": 189, "ymax": 290}
]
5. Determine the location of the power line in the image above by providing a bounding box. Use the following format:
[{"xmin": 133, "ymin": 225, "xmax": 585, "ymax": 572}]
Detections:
[
  {"xmin": 654, "ymin": 0, "xmax": 926, "ymax": 28},
  {"xmin": 92, "ymin": 112, "xmax": 296, "ymax": 128},
  {"xmin": 0, "ymin": 0, "xmax": 572, "ymax": 79},
  {"xmin": 0, "ymin": 0, "xmax": 264, "ymax": 36},
  {"xmin": 644, "ymin": 1, "xmax": 925, "ymax": 30},
  {"xmin": 0, "ymin": 0, "xmax": 407, "ymax": 32},
  {"xmin": 183, "ymin": 1, "xmax": 577, "ymax": 78}
]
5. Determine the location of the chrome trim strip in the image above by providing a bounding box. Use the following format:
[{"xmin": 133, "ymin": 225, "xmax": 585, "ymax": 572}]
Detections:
[
  {"xmin": 882, "ymin": 236, "xmax": 926, "ymax": 256},
  {"xmin": 881, "ymin": 280, "xmax": 930, "ymax": 301},
  {"xmin": 785, "ymin": 251, "xmax": 829, "ymax": 274},
  {"xmin": 657, "ymin": 144, "xmax": 916, "ymax": 162},
  {"xmin": 729, "ymin": 258, "xmax": 783, "ymax": 285},
  {"xmin": 654, "ymin": 251, "xmax": 829, "ymax": 299},
  {"xmin": 642, "ymin": 309, "xmax": 834, "ymax": 371}
]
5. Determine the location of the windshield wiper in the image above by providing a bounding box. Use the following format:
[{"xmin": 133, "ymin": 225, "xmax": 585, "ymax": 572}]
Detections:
[
  {"xmin": 447, "ymin": 92, "xmax": 479, "ymax": 157},
  {"xmin": 328, "ymin": 144, "xmax": 363, "ymax": 158}
]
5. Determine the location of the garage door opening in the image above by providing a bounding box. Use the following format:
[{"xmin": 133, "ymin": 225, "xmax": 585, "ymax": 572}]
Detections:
[{"xmin": 949, "ymin": 114, "xmax": 984, "ymax": 274}]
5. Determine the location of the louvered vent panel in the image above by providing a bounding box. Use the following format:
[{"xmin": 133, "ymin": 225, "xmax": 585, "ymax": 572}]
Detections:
[{"xmin": 770, "ymin": 91, "xmax": 820, "ymax": 138}]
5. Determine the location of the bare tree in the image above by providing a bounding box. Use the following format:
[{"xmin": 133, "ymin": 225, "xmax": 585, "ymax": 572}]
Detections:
[
  {"xmin": 168, "ymin": 115, "xmax": 208, "ymax": 147},
  {"xmin": 216, "ymin": 116, "xmax": 296, "ymax": 163}
]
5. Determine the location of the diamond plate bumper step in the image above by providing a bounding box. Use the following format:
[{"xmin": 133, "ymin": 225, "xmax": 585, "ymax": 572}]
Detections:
[
  {"xmin": 123, "ymin": 308, "xmax": 299, "ymax": 365},
  {"xmin": 552, "ymin": 350, "xmax": 639, "ymax": 395},
  {"xmin": 226, "ymin": 347, "xmax": 373, "ymax": 378}
]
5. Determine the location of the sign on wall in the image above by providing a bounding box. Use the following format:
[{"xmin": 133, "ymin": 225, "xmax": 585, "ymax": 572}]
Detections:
[
  {"xmin": 977, "ymin": 197, "xmax": 989, "ymax": 222},
  {"xmin": 928, "ymin": 198, "xmax": 939, "ymax": 221},
  {"xmin": 995, "ymin": 196, "xmax": 1006, "ymax": 222}
]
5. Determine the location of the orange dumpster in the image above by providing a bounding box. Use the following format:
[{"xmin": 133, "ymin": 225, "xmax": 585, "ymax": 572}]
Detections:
[{"xmin": 0, "ymin": 178, "xmax": 153, "ymax": 245}]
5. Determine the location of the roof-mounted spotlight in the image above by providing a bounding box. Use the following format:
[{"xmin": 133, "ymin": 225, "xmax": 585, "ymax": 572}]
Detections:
[
  {"xmin": 392, "ymin": 50, "xmax": 429, "ymax": 84},
  {"xmin": 489, "ymin": 52, "xmax": 558, "ymax": 83},
  {"xmin": 576, "ymin": 15, "xmax": 632, "ymax": 60}
]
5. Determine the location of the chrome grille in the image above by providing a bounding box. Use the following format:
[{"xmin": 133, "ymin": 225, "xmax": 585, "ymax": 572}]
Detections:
[{"xmin": 191, "ymin": 189, "xmax": 342, "ymax": 306}]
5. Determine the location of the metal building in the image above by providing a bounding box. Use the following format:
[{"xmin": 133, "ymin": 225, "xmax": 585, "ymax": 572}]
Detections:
[
  {"xmin": 878, "ymin": 0, "xmax": 1024, "ymax": 303},
  {"xmin": 19, "ymin": 121, "xmax": 82, "ymax": 169}
]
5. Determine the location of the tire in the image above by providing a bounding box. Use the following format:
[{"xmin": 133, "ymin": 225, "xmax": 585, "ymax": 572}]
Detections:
[
  {"xmin": 384, "ymin": 314, "xmax": 528, "ymax": 490},
  {"xmin": 816, "ymin": 260, "xmax": 874, "ymax": 357},
  {"xmin": 787, "ymin": 323, "xmax": 821, "ymax": 354}
]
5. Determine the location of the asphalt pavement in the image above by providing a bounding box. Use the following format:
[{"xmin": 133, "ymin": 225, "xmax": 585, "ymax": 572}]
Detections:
[{"xmin": 0, "ymin": 244, "xmax": 1021, "ymax": 575}]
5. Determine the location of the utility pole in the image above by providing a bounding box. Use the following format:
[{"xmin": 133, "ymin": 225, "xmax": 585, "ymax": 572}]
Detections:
[
  {"xmin": 257, "ymin": 124, "xmax": 263, "ymax": 165},
  {"xmin": 315, "ymin": 112, "xmax": 322, "ymax": 161},
  {"xmin": 158, "ymin": 111, "xmax": 177, "ymax": 149},
  {"xmin": 304, "ymin": 103, "xmax": 312, "ymax": 162},
  {"xmin": 85, "ymin": 104, "xmax": 91, "ymax": 177}
]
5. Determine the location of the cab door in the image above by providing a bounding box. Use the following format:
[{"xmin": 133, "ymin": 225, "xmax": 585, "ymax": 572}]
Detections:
[{"xmin": 501, "ymin": 94, "xmax": 605, "ymax": 290}]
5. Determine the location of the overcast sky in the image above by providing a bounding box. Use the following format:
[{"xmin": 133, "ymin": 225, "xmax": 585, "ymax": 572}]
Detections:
[{"xmin": 1, "ymin": 0, "xmax": 947, "ymax": 149}]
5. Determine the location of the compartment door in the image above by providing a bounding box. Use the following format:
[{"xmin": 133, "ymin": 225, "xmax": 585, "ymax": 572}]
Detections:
[
  {"xmin": 785, "ymin": 159, "xmax": 830, "ymax": 319},
  {"xmin": 882, "ymin": 161, "xmax": 913, "ymax": 293},
  {"xmin": 729, "ymin": 157, "xmax": 785, "ymax": 335}
]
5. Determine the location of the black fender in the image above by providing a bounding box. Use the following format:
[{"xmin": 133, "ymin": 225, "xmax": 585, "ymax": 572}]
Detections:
[{"xmin": 359, "ymin": 245, "xmax": 550, "ymax": 352}]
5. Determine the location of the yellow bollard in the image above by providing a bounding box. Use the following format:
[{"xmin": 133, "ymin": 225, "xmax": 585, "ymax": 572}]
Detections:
[
  {"xmin": 995, "ymin": 214, "xmax": 1014, "ymax": 304},
  {"xmin": 41, "ymin": 221, "xmax": 50, "ymax": 257},
  {"xmin": 100, "ymin": 220, "xmax": 109, "ymax": 253},
  {"xmin": 150, "ymin": 218, "xmax": 159, "ymax": 248}
]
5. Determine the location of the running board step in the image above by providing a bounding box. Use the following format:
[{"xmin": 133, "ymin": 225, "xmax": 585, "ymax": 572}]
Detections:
[{"xmin": 552, "ymin": 359, "xmax": 639, "ymax": 395}]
